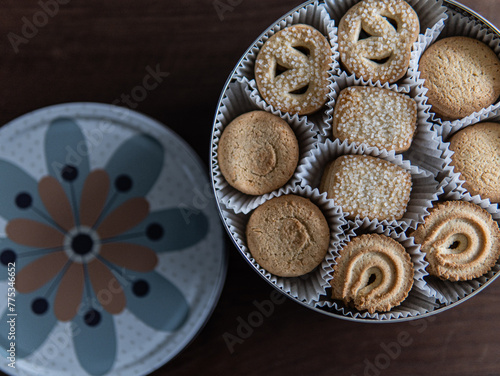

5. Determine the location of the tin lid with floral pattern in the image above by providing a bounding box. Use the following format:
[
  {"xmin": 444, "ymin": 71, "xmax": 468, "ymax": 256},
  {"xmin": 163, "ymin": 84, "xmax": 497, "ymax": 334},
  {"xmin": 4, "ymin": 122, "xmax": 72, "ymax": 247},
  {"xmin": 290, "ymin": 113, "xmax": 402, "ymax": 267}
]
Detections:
[{"xmin": 0, "ymin": 102, "xmax": 226, "ymax": 376}]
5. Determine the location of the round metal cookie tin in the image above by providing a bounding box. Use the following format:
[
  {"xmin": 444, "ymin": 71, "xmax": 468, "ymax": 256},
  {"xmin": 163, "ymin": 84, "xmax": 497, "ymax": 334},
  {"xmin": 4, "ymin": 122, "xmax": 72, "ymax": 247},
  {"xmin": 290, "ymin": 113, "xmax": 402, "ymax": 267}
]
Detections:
[{"xmin": 210, "ymin": 0, "xmax": 500, "ymax": 322}]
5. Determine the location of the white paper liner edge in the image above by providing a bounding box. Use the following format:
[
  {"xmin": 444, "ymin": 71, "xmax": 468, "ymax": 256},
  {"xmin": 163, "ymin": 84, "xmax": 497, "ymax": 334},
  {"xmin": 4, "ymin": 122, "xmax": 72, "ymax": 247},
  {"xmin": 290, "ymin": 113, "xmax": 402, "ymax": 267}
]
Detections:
[
  {"xmin": 220, "ymin": 185, "xmax": 346, "ymax": 304},
  {"xmin": 295, "ymin": 138, "xmax": 441, "ymax": 231},
  {"xmin": 415, "ymin": 10, "xmax": 500, "ymax": 128},
  {"xmin": 314, "ymin": 219, "xmax": 438, "ymax": 320},
  {"xmin": 212, "ymin": 79, "xmax": 318, "ymax": 214},
  {"xmin": 417, "ymin": 188, "xmax": 500, "ymax": 305}
]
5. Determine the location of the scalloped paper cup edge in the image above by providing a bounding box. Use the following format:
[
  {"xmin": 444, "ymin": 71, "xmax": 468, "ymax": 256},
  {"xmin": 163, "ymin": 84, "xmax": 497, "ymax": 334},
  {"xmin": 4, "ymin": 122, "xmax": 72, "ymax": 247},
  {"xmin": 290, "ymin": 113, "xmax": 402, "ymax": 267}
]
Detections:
[
  {"xmin": 325, "ymin": 0, "xmax": 448, "ymax": 86},
  {"xmin": 314, "ymin": 219, "xmax": 439, "ymax": 320},
  {"xmin": 220, "ymin": 184, "xmax": 346, "ymax": 304},
  {"xmin": 417, "ymin": 188, "xmax": 500, "ymax": 305},
  {"xmin": 234, "ymin": 2, "xmax": 339, "ymax": 136},
  {"xmin": 415, "ymin": 10, "xmax": 500, "ymax": 128},
  {"xmin": 211, "ymin": 79, "xmax": 318, "ymax": 214},
  {"xmin": 295, "ymin": 138, "xmax": 441, "ymax": 231}
]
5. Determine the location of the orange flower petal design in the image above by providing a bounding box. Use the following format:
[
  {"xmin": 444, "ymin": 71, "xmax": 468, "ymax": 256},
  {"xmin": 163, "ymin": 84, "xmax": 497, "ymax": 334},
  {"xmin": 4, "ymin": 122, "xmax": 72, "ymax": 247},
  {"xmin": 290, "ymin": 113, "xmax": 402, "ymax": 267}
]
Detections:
[
  {"xmin": 16, "ymin": 251, "xmax": 68, "ymax": 293},
  {"xmin": 38, "ymin": 176, "xmax": 75, "ymax": 232},
  {"xmin": 54, "ymin": 262, "xmax": 85, "ymax": 321},
  {"xmin": 6, "ymin": 218, "xmax": 65, "ymax": 248},
  {"xmin": 87, "ymin": 259, "xmax": 126, "ymax": 314},
  {"xmin": 97, "ymin": 197, "xmax": 149, "ymax": 240},
  {"xmin": 100, "ymin": 242, "xmax": 158, "ymax": 272},
  {"xmin": 80, "ymin": 169, "xmax": 110, "ymax": 227}
]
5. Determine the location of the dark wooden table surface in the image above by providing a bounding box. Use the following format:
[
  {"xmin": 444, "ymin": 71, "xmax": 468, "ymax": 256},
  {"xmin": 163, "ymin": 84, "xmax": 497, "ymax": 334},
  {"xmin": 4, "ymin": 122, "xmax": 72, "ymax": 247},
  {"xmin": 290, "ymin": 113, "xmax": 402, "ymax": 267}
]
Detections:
[{"xmin": 1, "ymin": 1, "xmax": 499, "ymax": 375}]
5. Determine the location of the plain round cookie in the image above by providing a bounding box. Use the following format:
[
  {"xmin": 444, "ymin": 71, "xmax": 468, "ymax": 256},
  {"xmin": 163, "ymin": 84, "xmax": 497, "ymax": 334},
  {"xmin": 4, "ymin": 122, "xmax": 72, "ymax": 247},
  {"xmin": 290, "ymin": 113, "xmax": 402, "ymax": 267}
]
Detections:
[
  {"xmin": 330, "ymin": 234, "xmax": 414, "ymax": 313},
  {"xmin": 255, "ymin": 24, "xmax": 332, "ymax": 115},
  {"xmin": 449, "ymin": 122, "xmax": 500, "ymax": 202},
  {"xmin": 218, "ymin": 111, "xmax": 299, "ymax": 196},
  {"xmin": 246, "ymin": 195, "xmax": 330, "ymax": 277},
  {"xmin": 411, "ymin": 201, "xmax": 500, "ymax": 281},
  {"xmin": 419, "ymin": 37, "xmax": 500, "ymax": 120}
]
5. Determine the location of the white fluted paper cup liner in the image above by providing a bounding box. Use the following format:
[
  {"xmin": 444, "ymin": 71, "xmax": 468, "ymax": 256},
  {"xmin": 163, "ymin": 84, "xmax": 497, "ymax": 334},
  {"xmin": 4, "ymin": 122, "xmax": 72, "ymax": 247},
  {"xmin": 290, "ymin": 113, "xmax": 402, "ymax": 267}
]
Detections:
[
  {"xmin": 324, "ymin": 0, "xmax": 447, "ymax": 85},
  {"xmin": 401, "ymin": 90, "xmax": 445, "ymax": 176},
  {"xmin": 314, "ymin": 219, "xmax": 438, "ymax": 320},
  {"xmin": 296, "ymin": 138, "xmax": 440, "ymax": 231},
  {"xmin": 326, "ymin": 72, "xmax": 444, "ymax": 176},
  {"xmin": 324, "ymin": 72, "xmax": 409, "ymax": 141},
  {"xmin": 415, "ymin": 10, "xmax": 500, "ymax": 127},
  {"xmin": 235, "ymin": 1, "xmax": 339, "ymax": 79},
  {"xmin": 441, "ymin": 97, "xmax": 500, "ymax": 141},
  {"xmin": 412, "ymin": 187, "xmax": 500, "ymax": 305},
  {"xmin": 220, "ymin": 185, "xmax": 346, "ymax": 304},
  {"xmin": 212, "ymin": 79, "xmax": 318, "ymax": 215},
  {"xmin": 433, "ymin": 134, "xmax": 468, "ymax": 197},
  {"xmin": 234, "ymin": 1, "xmax": 338, "ymax": 135}
]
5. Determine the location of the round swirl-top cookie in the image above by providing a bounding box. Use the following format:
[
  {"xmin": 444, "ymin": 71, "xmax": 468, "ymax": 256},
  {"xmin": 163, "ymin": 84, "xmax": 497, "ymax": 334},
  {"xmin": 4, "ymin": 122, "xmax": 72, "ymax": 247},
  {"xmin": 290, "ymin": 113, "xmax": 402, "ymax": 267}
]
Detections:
[
  {"xmin": 412, "ymin": 201, "xmax": 500, "ymax": 281},
  {"xmin": 218, "ymin": 110, "xmax": 299, "ymax": 196},
  {"xmin": 338, "ymin": 0, "xmax": 419, "ymax": 84},
  {"xmin": 330, "ymin": 234, "xmax": 414, "ymax": 313},
  {"xmin": 255, "ymin": 24, "xmax": 332, "ymax": 115},
  {"xmin": 246, "ymin": 195, "xmax": 330, "ymax": 277},
  {"xmin": 449, "ymin": 122, "xmax": 500, "ymax": 203}
]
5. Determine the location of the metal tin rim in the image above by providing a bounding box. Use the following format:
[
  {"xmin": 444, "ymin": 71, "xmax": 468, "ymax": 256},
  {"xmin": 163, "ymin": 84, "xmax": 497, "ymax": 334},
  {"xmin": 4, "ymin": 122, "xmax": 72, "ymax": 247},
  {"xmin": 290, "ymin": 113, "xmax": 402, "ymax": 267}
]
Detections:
[{"xmin": 209, "ymin": 0, "xmax": 500, "ymax": 323}]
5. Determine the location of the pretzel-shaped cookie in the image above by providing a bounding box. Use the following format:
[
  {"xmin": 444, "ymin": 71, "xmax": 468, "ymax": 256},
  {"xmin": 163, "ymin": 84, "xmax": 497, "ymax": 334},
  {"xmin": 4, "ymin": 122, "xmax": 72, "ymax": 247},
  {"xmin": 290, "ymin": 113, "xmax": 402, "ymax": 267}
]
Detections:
[
  {"xmin": 255, "ymin": 24, "xmax": 332, "ymax": 115},
  {"xmin": 338, "ymin": 0, "xmax": 419, "ymax": 84}
]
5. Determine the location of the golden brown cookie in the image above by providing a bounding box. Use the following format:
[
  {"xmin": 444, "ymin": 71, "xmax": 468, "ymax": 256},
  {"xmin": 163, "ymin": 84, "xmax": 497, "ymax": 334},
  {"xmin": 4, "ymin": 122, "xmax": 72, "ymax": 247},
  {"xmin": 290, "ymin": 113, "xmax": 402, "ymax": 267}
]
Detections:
[
  {"xmin": 254, "ymin": 24, "xmax": 332, "ymax": 115},
  {"xmin": 412, "ymin": 201, "xmax": 500, "ymax": 281},
  {"xmin": 330, "ymin": 234, "xmax": 414, "ymax": 313},
  {"xmin": 449, "ymin": 122, "xmax": 500, "ymax": 203},
  {"xmin": 218, "ymin": 110, "xmax": 299, "ymax": 195},
  {"xmin": 246, "ymin": 195, "xmax": 330, "ymax": 277},
  {"xmin": 333, "ymin": 86, "xmax": 417, "ymax": 152},
  {"xmin": 319, "ymin": 155, "xmax": 412, "ymax": 221},
  {"xmin": 338, "ymin": 0, "xmax": 419, "ymax": 84},
  {"xmin": 419, "ymin": 37, "xmax": 500, "ymax": 120}
]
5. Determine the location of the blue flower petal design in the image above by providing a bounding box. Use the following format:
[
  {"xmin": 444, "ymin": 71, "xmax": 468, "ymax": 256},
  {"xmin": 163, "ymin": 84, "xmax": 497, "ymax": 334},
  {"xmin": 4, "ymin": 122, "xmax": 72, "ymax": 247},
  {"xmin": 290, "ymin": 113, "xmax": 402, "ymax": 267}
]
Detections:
[
  {"xmin": 71, "ymin": 301, "xmax": 116, "ymax": 376},
  {"xmin": 44, "ymin": 118, "xmax": 91, "ymax": 223},
  {"xmin": 0, "ymin": 160, "xmax": 49, "ymax": 222},
  {"xmin": 0, "ymin": 115, "xmax": 205, "ymax": 374},
  {"xmin": 124, "ymin": 271, "xmax": 189, "ymax": 331},
  {"xmin": 0, "ymin": 237, "xmax": 42, "ymax": 281},
  {"xmin": 0, "ymin": 282, "xmax": 57, "ymax": 359},
  {"xmin": 102, "ymin": 133, "xmax": 164, "ymax": 214},
  {"xmin": 120, "ymin": 208, "xmax": 209, "ymax": 252}
]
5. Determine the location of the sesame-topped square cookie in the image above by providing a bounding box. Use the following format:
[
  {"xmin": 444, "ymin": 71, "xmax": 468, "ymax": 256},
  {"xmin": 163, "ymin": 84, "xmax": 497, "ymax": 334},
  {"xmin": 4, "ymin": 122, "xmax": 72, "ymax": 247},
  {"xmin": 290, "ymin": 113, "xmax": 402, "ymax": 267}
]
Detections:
[
  {"xmin": 333, "ymin": 86, "xmax": 417, "ymax": 152},
  {"xmin": 319, "ymin": 154, "xmax": 412, "ymax": 221}
]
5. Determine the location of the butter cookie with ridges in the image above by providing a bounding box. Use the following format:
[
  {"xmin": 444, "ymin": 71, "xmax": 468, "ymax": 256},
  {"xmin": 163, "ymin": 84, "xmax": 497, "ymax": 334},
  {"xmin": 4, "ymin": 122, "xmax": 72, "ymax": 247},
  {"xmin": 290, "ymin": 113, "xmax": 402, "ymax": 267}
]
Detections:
[
  {"xmin": 411, "ymin": 201, "xmax": 500, "ymax": 281},
  {"xmin": 330, "ymin": 234, "xmax": 414, "ymax": 313}
]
